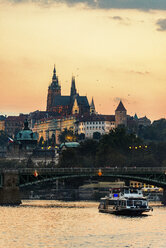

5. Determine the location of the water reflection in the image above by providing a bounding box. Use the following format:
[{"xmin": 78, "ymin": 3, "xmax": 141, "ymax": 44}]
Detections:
[{"xmin": 0, "ymin": 200, "xmax": 166, "ymax": 248}]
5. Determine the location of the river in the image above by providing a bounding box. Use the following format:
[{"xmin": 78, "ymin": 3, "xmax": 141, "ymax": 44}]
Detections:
[{"xmin": 0, "ymin": 200, "xmax": 166, "ymax": 248}]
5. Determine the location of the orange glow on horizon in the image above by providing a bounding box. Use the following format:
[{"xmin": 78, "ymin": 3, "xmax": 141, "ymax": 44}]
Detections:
[{"xmin": 0, "ymin": 1, "xmax": 166, "ymax": 121}]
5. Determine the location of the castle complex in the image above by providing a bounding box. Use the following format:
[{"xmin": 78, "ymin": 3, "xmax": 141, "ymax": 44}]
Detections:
[{"xmin": 0, "ymin": 66, "xmax": 151, "ymax": 143}]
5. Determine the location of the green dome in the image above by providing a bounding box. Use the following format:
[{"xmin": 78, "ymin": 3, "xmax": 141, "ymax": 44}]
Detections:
[
  {"xmin": 15, "ymin": 119, "xmax": 38, "ymax": 141},
  {"xmin": 16, "ymin": 129, "xmax": 38, "ymax": 141}
]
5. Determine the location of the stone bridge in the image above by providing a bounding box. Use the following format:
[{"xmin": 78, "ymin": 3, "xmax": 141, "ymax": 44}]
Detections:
[{"xmin": 0, "ymin": 167, "xmax": 166, "ymax": 205}]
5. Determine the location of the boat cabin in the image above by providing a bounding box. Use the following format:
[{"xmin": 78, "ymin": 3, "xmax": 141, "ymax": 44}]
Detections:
[{"xmin": 109, "ymin": 187, "xmax": 143, "ymax": 199}]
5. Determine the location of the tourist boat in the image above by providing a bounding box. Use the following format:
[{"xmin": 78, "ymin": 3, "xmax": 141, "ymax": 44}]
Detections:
[{"xmin": 98, "ymin": 187, "xmax": 153, "ymax": 216}]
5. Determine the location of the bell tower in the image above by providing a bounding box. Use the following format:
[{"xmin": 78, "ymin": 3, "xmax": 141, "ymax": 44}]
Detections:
[
  {"xmin": 115, "ymin": 101, "xmax": 127, "ymax": 127},
  {"xmin": 47, "ymin": 66, "xmax": 61, "ymax": 111}
]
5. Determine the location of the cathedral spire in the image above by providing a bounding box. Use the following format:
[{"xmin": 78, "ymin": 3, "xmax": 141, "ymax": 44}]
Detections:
[
  {"xmin": 53, "ymin": 64, "xmax": 56, "ymax": 74},
  {"xmin": 52, "ymin": 65, "xmax": 57, "ymax": 81},
  {"xmin": 70, "ymin": 76, "xmax": 77, "ymax": 96}
]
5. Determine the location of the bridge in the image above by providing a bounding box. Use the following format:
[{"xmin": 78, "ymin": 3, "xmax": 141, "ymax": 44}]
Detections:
[{"xmin": 0, "ymin": 167, "xmax": 166, "ymax": 205}]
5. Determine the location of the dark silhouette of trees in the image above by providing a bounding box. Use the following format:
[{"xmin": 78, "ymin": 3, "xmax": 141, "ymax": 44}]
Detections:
[{"xmin": 58, "ymin": 125, "xmax": 166, "ymax": 168}]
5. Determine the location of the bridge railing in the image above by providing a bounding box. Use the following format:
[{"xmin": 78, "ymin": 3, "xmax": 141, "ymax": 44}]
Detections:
[{"xmin": 4, "ymin": 167, "xmax": 166, "ymax": 174}]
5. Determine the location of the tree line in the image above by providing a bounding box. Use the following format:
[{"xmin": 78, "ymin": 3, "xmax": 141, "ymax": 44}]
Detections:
[{"xmin": 59, "ymin": 121, "xmax": 166, "ymax": 168}]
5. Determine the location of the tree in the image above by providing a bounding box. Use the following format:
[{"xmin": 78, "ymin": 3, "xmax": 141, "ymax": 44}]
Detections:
[
  {"xmin": 78, "ymin": 133, "xmax": 85, "ymax": 141},
  {"xmin": 93, "ymin": 132, "xmax": 101, "ymax": 140}
]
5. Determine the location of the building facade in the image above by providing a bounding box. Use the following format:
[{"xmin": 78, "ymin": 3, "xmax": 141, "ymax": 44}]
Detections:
[
  {"xmin": 76, "ymin": 115, "xmax": 115, "ymax": 138},
  {"xmin": 33, "ymin": 116, "xmax": 76, "ymax": 144}
]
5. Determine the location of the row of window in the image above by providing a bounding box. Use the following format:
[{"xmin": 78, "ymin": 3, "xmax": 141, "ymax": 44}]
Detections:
[
  {"xmin": 79, "ymin": 126, "xmax": 105, "ymax": 131},
  {"xmin": 80, "ymin": 121, "xmax": 105, "ymax": 125},
  {"xmin": 80, "ymin": 121, "xmax": 115, "ymax": 126}
]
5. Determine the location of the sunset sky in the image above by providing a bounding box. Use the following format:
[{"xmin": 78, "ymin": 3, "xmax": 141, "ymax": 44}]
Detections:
[{"xmin": 0, "ymin": 0, "xmax": 166, "ymax": 121}]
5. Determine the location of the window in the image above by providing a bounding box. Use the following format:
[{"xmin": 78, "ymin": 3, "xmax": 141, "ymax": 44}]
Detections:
[{"xmin": 127, "ymin": 200, "xmax": 133, "ymax": 206}]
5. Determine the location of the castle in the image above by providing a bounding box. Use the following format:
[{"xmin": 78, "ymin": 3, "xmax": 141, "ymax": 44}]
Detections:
[{"xmin": 46, "ymin": 66, "xmax": 94, "ymax": 116}]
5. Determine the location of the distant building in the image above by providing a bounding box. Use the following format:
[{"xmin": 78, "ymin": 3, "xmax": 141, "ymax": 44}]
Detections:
[
  {"xmin": 138, "ymin": 116, "xmax": 151, "ymax": 126},
  {"xmin": 4, "ymin": 114, "xmax": 28, "ymax": 137},
  {"xmin": 0, "ymin": 115, "xmax": 6, "ymax": 131}
]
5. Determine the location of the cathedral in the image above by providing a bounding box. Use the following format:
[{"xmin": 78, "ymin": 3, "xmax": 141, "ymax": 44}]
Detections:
[{"xmin": 46, "ymin": 66, "xmax": 93, "ymax": 116}]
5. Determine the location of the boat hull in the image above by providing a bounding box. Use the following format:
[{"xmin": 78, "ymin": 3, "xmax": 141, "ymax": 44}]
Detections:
[{"xmin": 99, "ymin": 208, "xmax": 151, "ymax": 216}]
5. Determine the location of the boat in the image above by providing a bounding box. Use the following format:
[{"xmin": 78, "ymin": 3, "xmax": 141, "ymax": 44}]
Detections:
[{"xmin": 98, "ymin": 187, "xmax": 153, "ymax": 216}]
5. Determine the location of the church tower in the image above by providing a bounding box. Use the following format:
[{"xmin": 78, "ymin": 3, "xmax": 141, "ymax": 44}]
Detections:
[
  {"xmin": 115, "ymin": 101, "xmax": 127, "ymax": 127},
  {"xmin": 90, "ymin": 97, "xmax": 96, "ymax": 115},
  {"xmin": 47, "ymin": 66, "xmax": 61, "ymax": 111}
]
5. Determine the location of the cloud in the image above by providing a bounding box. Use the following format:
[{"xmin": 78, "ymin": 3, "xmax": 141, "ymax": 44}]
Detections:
[
  {"xmin": 129, "ymin": 70, "xmax": 150, "ymax": 75},
  {"xmin": 156, "ymin": 19, "xmax": 166, "ymax": 31},
  {"xmin": 3, "ymin": 0, "xmax": 166, "ymax": 10},
  {"xmin": 111, "ymin": 16, "xmax": 123, "ymax": 21},
  {"xmin": 108, "ymin": 15, "xmax": 130, "ymax": 25}
]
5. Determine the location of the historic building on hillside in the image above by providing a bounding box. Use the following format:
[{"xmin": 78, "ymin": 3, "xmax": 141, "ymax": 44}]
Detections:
[{"xmin": 46, "ymin": 66, "xmax": 90, "ymax": 116}]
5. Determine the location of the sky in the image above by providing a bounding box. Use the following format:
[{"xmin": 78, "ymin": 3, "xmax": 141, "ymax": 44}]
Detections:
[{"xmin": 0, "ymin": 0, "xmax": 166, "ymax": 121}]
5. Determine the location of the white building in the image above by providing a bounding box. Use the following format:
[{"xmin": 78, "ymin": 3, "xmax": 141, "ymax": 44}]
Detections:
[{"xmin": 77, "ymin": 115, "xmax": 115, "ymax": 138}]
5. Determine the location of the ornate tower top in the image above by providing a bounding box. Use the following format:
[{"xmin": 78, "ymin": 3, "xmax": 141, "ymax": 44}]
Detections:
[
  {"xmin": 49, "ymin": 65, "xmax": 61, "ymax": 92},
  {"xmin": 115, "ymin": 100, "xmax": 126, "ymax": 112}
]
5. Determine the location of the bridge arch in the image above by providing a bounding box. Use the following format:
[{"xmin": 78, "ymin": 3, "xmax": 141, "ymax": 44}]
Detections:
[{"xmin": 19, "ymin": 173, "xmax": 166, "ymax": 188}]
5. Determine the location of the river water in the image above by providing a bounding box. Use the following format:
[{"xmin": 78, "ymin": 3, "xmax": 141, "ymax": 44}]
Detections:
[{"xmin": 0, "ymin": 200, "xmax": 166, "ymax": 248}]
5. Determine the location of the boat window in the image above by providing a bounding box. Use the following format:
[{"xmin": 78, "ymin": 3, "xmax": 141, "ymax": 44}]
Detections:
[
  {"xmin": 124, "ymin": 189, "xmax": 129, "ymax": 194},
  {"xmin": 121, "ymin": 201, "xmax": 126, "ymax": 206},
  {"xmin": 142, "ymin": 201, "xmax": 147, "ymax": 206},
  {"xmin": 134, "ymin": 200, "xmax": 142, "ymax": 206},
  {"xmin": 127, "ymin": 200, "xmax": 133, "ymax": 206}
]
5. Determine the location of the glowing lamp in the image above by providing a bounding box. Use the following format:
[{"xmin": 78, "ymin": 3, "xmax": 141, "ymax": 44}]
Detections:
[
  {"xmin": 98, "ymin": 169, "xmax": 102, "ymax": 176},
  {"xmin": 34, "ymin": 170, "xmax": 38, "ymax": 177}
]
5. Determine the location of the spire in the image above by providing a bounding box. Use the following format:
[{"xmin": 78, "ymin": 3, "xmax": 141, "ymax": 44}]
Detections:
[
  {"xmin": 52, "ymin": 65, "xmax": 57, "ymax": 81},
  {"xmin": 70, "ymin": 76, "xmax": 77, "ymax": 96},
  {"xmin": 53, "ymin": 64, "xmax": 56, "ymax": 74},
  {"xmin": 115, "ymin": 100, "xmax": 126, "ymax": 111},
  {"xmin": 90, "ymin": 97, "xmax": 96, "ymax": 115},
  {"xmin": 134, "ymin": 113, "xmax": 138, "ymax": 120},
  {"xmin": 90, "ymin": 97, "xmax": 95, "ymax": 108}
]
